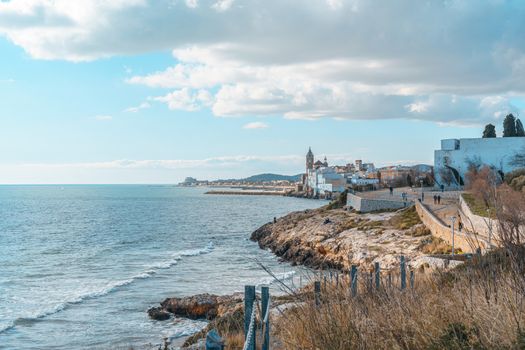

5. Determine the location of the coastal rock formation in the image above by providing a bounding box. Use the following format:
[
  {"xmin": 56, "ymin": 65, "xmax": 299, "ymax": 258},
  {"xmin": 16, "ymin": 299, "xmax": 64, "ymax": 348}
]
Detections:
[
  {"xmin": 251, "ymin": 206, "xmax": 437, "ymax": 270},
  {"xmin": 149, "ymin": 293, "xmax": 244, "ymax": 321},
  {"xmin": 147, "ymin": 307, "xmax": 171, "ymax": 321}
]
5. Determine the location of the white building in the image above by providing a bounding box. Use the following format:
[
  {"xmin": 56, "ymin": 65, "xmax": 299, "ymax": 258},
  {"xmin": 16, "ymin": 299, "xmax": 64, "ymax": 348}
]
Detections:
[
  {"xmin": 306, "ymin": 166, "xmax": 347, "ymax": 197},
  {"xmin": 434, "ymin": 137, "xmax": 525, "ymax": 188},
  {"xmin": 348, "ymin": 174, "xmax": 380, "ymax": 187}
]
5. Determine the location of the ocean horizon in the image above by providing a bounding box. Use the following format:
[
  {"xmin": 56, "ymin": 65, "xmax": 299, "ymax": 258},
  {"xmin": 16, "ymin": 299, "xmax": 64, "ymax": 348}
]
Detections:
[{"xmin": 0, "ymin": 185, "xmax": 323, "ymax": 349}]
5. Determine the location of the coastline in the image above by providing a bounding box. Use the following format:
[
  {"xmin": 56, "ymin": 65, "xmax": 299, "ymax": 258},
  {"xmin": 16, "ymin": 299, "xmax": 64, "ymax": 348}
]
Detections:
[{"xmin": 152, "ymin": 198, "xmax": 458, "ymax": 348}]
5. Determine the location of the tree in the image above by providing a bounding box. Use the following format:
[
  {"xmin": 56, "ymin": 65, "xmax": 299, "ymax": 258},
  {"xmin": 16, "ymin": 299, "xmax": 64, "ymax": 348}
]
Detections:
[
  {"xmin": 482, "ymin": 124, "xmax": 497, "ymax": 138},
  {"xmin": 503, "ymin": 113, "xmax": 517, "ymax": 137},
  {"xmin": 516, "ymin": 118, "xmax": 525, "ymax": 137}
]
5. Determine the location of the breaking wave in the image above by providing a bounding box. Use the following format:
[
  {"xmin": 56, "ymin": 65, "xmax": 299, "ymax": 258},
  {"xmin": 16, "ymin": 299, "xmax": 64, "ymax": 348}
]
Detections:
[{"xmin": 0, "ymin": 242, "xmax": 215, "ymax": 335}]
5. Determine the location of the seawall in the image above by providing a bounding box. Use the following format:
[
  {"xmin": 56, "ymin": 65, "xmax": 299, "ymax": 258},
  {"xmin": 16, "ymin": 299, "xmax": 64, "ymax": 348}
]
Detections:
[{"xmin": 415, "ymin": 200, "xmax": 489, "ymax": 253}]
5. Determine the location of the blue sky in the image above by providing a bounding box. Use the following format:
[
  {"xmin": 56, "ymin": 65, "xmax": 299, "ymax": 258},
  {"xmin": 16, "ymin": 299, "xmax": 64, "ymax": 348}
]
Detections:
[{"xmin": 0, "ymin": 0, "xmax": 524, "ymax": 183}]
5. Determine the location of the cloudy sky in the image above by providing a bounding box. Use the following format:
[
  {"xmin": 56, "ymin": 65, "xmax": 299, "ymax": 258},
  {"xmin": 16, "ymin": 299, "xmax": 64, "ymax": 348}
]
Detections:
[{"xmin": 0, "ymin": 0, "xmax": 524, "ymax": 183}]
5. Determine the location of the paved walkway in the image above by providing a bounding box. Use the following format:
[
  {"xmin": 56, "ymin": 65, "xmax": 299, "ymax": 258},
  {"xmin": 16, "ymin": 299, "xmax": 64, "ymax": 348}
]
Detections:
[{"xmin": 358, "ymin": 187, "xmax": 463, "ymax": 228}]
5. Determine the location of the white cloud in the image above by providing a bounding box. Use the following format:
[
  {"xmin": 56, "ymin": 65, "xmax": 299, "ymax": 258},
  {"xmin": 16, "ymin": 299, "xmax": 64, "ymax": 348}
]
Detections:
[
  {"xmin": 0, "ymin": 78, "xmax": 15, "ymax": 83},
  {"xmin": 1, "ymin": 0, "xmax": 525, "ymax": 124},
  {"xmin": 243, "ymin": 122, "xmax": 268, "ymax": 129},
  {"xmin": 124, "ymin": 102, "xmax": 151, "ymax": 113},
  {"xmin": 212, "ymin": 0, "xmax": 234, "ymax": 12},
  {"xmin": 153, "ymin": 88, "xmax": 213, "ymax": 111},
  {"xmin": 185, "ymin": 0, "xmax": 199, "ymax": 8},
  {"xmin": 94, "ymin": 115, "xmax": 113, "ymax": 121}
]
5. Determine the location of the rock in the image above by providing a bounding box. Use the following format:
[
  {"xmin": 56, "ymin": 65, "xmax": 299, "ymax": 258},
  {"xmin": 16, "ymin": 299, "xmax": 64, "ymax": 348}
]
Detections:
[
  {"xmin": 159, "ymin": 293, "xmax": 244, "ymax": 321},
  {"xmin": 147, "ymin": 307, "xmax": 171, "ymax": 321},
  {"xmin": 250, "ymin": 205, "xmax": 433, "ymax": 270},
  {"xmin": 161, "ymin": 293, "xmax": 218, "ymax": 320}
]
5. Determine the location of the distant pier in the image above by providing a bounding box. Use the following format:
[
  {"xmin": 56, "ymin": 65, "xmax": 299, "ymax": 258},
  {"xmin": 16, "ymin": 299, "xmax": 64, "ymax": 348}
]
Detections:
[{"xmin": 205, "ymin": 190, "xmax": 286, "ymax": 196}]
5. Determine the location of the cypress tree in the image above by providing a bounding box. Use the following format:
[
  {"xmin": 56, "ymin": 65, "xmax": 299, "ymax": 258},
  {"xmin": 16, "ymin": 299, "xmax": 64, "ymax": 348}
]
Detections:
[
  {"xmin": 503, "ymin": 113, "xmax": 517, "ymax": 137},
  {"xmin": 482, "ymin": 124, "xmax": 496, "ymax": 138},
  {"xmin": 516, "ymin": 118, "xmax": 525, "ymax": 137}
]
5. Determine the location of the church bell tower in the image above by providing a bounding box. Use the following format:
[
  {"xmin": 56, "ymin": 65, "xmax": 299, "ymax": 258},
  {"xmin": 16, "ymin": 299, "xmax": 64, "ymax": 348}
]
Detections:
[{"xmin": 306, "ymin": 147, "xmax": 314, "ymax": 172}]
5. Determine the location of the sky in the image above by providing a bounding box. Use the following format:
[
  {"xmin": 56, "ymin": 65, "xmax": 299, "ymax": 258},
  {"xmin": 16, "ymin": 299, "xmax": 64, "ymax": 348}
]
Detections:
[{"xmin": 0, "ymin": 0, "xmax": 524, "ymax": 184}]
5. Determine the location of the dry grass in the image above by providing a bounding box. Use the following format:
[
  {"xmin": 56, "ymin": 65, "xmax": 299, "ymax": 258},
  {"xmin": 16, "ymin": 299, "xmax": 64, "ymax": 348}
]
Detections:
[
  {"xmin": 389, "ymin": 206, "xmax": 422, "ymax": 230},
  {"xmin": 418, "ymin": 236, "xmax": 461, "ymax": 254},
  {"xmin": 274, "ymin": 251, "xmax": 525, "ymax": 350},
  {"xmin": 463, "ymin": 193, "xmax": 494, "ymax": 218}
]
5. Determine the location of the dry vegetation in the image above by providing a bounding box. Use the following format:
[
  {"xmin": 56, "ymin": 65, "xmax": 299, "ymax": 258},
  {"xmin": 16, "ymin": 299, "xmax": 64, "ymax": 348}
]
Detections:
[
  {"xmin": 246, "ymin": 172, "xmax": 524, "ymax": 349},
  {"xmin": 389, "ymin": 206, "xmax": 422, "ymax": 230},
  {"xmin": 275, "ymin": 248, "xmax": 525, "ymax": 350}
]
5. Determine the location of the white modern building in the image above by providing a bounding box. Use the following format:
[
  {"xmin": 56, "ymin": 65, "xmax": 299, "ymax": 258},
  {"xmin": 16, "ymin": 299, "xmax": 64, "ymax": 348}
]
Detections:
[{"xmin": 434, "ymin": 137, "xmax": 525, "ymax": 188}]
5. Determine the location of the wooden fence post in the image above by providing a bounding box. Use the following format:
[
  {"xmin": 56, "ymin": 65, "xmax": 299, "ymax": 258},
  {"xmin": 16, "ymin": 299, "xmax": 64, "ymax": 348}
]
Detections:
[
  {"xmin": 261, "ymin": 286, "xmax": 270, "ymax": 350},
  {"xmin": 388, "ymin": 272, "xmax": 392, "ymax": 289},
  {"xmin": 351, "ymin": 265, "xmax": 358, "ymax": 297},
  {"xmin": 314, "ymin": 281, "xmax": 321, "ymax": 307},
  {"xmin": 244, "ymin": 285, "xmax": 256, "ymax": 350},
  {"xmin": 374, "ymin": 262, "xmax": 380, "ymax": 290},
  {"xmin": 400, "ymin": 256, "xmax": 406, "ymax": 290}
]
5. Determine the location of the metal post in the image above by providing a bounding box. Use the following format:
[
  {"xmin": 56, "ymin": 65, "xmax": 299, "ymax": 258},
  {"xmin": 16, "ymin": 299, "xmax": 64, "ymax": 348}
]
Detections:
[
  {"xmin": 450, "ymin": 216, "xmax": 456, "ymax": 256},
  {"xmin": 261, "ymin": 286, "xmax": 270, "ymax": 350},
  {"xmin": 410, "ymin": 270, "xmax": 414, "ymax": 289},
  {"xmin": 400, "ymin": 256, "xmax": 406, "ymax": 290},
  {"xmin": 374, "ymin": 262, "xmax": 380, "ymax": 290},
  {"xmin": 244, "ymin": 285, "xmax": 256, "ymax": 350},
  {"xmin": 314, "ymin": 281, "xmax": 321, "ymax": 307},
  {"xmin": 351, "ymin": 265, "xmax": 358, "ymax": 297}
]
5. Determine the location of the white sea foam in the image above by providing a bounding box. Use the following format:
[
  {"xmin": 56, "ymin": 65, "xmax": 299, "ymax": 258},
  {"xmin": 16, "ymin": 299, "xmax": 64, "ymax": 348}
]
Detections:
[
  {"xmin": 256, "ymin": 270, "xmax": 296, "ymax": 287},
  {"xmin": 0, "ymin": 242, "xmax": 215, "ymax": 335}
]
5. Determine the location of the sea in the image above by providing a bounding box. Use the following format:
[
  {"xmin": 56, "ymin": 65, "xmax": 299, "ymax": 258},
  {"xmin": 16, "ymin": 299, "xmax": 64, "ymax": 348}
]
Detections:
[{"xmin": 0, "ymin": 185, "xmax": 323, "ymax": 349}]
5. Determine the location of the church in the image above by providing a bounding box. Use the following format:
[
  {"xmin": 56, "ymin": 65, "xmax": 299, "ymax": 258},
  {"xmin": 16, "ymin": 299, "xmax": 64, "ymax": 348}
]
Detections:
[{"xmin": 303, "ymin": 147, "xmax": 346, "ymax": 198}]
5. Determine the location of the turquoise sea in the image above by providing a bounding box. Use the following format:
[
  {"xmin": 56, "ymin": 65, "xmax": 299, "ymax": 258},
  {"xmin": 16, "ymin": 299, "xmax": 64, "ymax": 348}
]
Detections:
[{"xmin": 0, "ymin": 185, "xmax": 323, "ymax": 349}]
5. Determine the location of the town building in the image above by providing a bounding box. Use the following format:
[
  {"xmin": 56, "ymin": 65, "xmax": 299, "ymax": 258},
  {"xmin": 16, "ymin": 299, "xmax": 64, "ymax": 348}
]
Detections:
[
  {"xmin": 378, "ymin": 165, "xmax": 413, "ymax": 187},
  {"xmin": 304, "ymin": 148, "xmax": 346, "ymax": 198},
  {"xmin": 434, "ymin": 137, "xmax": 525, "ymax": 188}
]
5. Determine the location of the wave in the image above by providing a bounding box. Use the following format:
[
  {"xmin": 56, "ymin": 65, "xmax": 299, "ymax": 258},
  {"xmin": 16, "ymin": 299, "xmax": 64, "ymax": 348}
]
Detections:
[
  {"xmin": 0, "ymin": 242, "xmax": 215, "ymax": 335},
  {"xmin": 256, "ymin": 270, "xmax": 296, "ymax": 287}
]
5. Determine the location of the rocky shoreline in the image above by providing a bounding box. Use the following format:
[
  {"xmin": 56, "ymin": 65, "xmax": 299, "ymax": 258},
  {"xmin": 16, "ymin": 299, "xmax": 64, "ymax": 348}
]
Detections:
[
  {"xmin": 250, "ymin": 205, "xmax": 444, "ymax": 271},
  {"xmin": 149, "ymin": 202, "xmax": 457, "ymax": 348}
]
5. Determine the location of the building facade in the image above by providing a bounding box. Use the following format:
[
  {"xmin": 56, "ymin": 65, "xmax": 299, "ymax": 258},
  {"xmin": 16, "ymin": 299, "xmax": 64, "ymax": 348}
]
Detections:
[{"xmin": 434, "ymin": 137, "xmax": 525, "ymax": 188}]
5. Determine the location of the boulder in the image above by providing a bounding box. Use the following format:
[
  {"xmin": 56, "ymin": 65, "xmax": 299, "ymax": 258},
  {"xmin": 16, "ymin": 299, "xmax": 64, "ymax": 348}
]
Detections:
[
  {"xmin": 147, "ymin": 307, "xmax": 171, "ymax": 321},
  {"xmin": 159, "ymin": 293, "xmax": 243, "ymax": 320}
]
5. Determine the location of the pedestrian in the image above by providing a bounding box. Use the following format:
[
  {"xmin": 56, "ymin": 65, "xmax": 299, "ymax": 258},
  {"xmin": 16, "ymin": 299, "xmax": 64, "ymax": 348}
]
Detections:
[
  {"xmin": 422, "ymin": 192, "xmax": 424, "ymax": 202},
  {"xmin": 389, "ymin": 186, "xmax": 393, "ymax": 196},
  {"xmin": 437, "ymin": 195, "xmax": 441, "ymax": 204},
  {"xmin": 433, "ymin": 195, "xmax": 437, "ymax": 204}
]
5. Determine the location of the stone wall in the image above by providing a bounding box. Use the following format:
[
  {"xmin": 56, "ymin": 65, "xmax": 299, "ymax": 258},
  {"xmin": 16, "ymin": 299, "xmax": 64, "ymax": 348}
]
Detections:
[
  {"xmin": 346, "ymin": 193, "xmax": 409, "ymax": 213},
  {"xmin": 415, "ymin": 200, "xmax": 488, "ymax": 253},
  {"xmin": 458, "ymin": 195, "xmax": 499, "ymax": 242}
]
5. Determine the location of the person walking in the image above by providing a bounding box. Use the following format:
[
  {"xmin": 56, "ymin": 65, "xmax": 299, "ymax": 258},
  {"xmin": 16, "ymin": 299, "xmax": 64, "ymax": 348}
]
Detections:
[
  {"xmin": 437, "ymin": 195, "xmax": 441, "ymax": 204},
  {"xmin": 389, "ymin": 186, "xmax": 393, "ymax": 196},
  {"xmin": 433, "ymin": 195, "xmax": 437, "ymax": 204}
]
